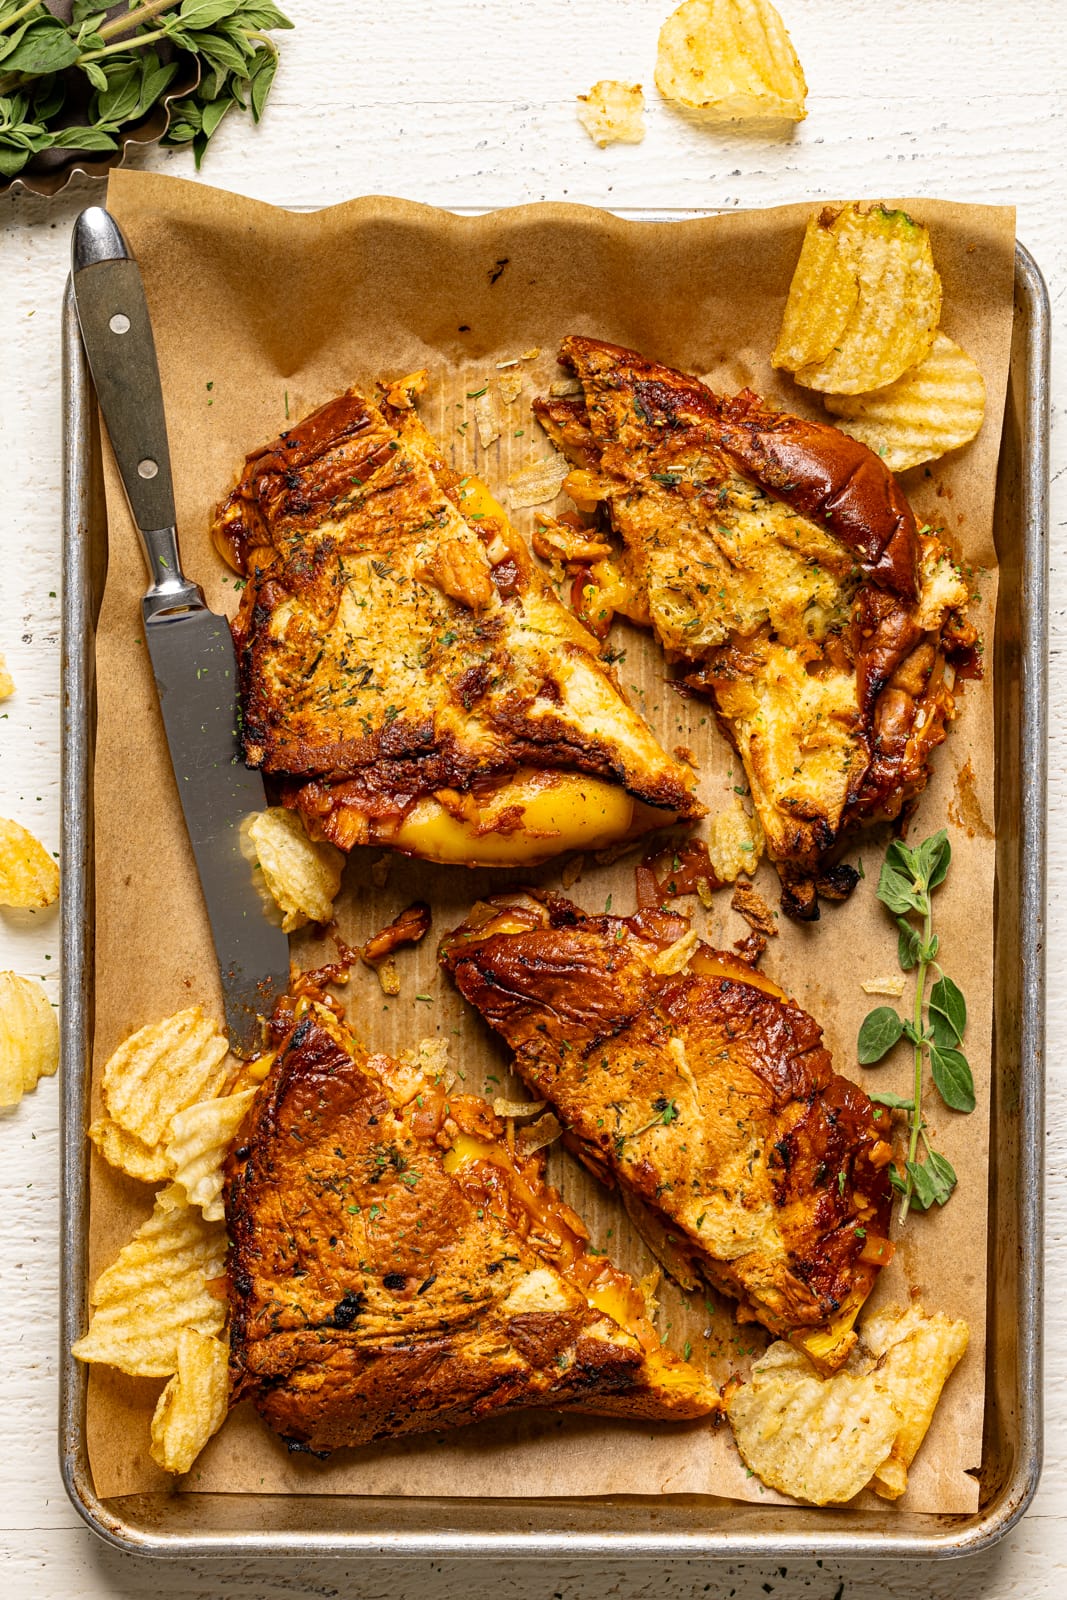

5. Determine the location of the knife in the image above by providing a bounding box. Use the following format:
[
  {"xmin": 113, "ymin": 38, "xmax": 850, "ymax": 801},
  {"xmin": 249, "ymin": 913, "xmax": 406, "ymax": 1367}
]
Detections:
[{"xmin": 71, "ymin": 205, "xmax": 290, "ymax": 1055}]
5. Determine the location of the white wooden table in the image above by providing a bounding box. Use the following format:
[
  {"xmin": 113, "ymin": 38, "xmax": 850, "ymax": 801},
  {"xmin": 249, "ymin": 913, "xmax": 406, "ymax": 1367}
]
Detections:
[{"xmin": 1, "ymin": 2, "xmax": 1063, "ymax": 1593}]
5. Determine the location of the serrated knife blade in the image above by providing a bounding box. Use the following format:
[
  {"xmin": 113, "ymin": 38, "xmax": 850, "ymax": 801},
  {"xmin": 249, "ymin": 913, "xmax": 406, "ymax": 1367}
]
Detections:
[{"xmin": 71, "ymin": 205, "xmax": 290, "ymax": 1054}]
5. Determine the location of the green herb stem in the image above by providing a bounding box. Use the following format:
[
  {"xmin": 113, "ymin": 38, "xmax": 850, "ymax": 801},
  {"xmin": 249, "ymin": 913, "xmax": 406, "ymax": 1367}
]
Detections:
[
  {"xmin": 94, "ymin": 0, "xmax": 185, "ymax": 45},
  {"xmin": 0, "ymin": 0, "xmax": 47, "ymax": 37},
  {"xmin": 78, "ymin": 28, "xmax": 170, "ymax": 66},
  {"xmin": 901, "ymin": 898, "xmax": 932, "ymax": 1223}
]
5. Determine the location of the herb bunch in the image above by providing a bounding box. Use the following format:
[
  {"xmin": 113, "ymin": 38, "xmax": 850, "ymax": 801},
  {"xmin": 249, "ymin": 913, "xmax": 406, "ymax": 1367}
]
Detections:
[
  {"xmin": 0, "ymin": 0, "xmax": 292, "ymax": 181},
  {"xmin": 857, "ymin": 829, "xmax": 975, "ymax": 1224}
]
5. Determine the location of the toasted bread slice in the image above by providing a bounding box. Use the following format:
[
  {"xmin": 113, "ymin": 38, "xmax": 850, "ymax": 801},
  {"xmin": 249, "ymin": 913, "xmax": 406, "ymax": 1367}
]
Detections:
[
  {"xmin": 226, "ymin": 1003, "xmax": 717, "ymax": 1452},
  {"xmin": 440, "ymin": 892, "xmax": 895, "ymax": 1373},
  {"xmin": 534, "ymin": 337, "xmax": 975, "ymax": 918},
  {"xmin": 213, "ymin": 379, "xmax": 700, "ymax": 868}
]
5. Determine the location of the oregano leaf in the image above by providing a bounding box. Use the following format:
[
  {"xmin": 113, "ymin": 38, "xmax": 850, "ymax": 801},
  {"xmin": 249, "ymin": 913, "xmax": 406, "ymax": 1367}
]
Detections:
[{"xmin": 857, "ymin": 1007, "xmax": 904, "ymax": 1065}]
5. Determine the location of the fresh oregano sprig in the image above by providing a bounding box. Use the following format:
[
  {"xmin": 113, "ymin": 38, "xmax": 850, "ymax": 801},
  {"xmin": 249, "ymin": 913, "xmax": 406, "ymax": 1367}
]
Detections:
[
  {"xmin": 0, "ymin": 0, "xmax": 292, "ymax": 180},
  {"xmin": 857, "ymin": 829, "xmax": 975, "ymax": 1224}
]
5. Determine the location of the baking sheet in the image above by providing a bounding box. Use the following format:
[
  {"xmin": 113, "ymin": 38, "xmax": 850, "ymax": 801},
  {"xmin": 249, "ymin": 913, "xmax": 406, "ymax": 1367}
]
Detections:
[{"xmin": 83, "ymin": 171, "xmax": 1015, "ymax": 1513}]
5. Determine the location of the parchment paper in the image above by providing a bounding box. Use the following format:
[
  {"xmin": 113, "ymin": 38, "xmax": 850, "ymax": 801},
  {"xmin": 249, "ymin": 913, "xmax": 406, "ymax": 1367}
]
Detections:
[{"xmin": 86, "ymin": 170, "xmax": 1015, "ymax": 1513}]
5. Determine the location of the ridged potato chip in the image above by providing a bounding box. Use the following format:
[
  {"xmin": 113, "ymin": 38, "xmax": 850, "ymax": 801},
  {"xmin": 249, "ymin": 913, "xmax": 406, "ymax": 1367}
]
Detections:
[
  {"xmin": 773, "ymin": 203, "xmax": 942, "ymax": 394},
  {"xmin": 655, "ymin": 0, "xmax": 807, "ymax": 122},
  {"xmin": 861, "ymin": 1302, "xmax": 969, "ymax": 1500},
  {"xmin": 102, "ymin": 1006, "xmax": 230, "ymax": 1149},
  {"xmin": 0, "ymin": 972, "xmax": 58, "ymax": 1108},
  {"xmin": 0, "ymin": 817, "xmax": 59, "ymax": 909},
  {"xmin": 0, "ymin": 649, "xmax": 13, "ymax": 700},
  {"xmin": 247, "ymin": 806, "xmax": 344, "ymax": 932},
  {"xmin": 577, "ymin": 80, "xmax": 646, "ymax": 147},
  {"xmin": 726, "ymin": 1301, "xmax": 969, "ymax": 1505},
  {"xmin": 726, "ymin": 1341, "xmax": 899, "ymax": 1504},
  {"xmin": 150, "ymin": 1328, "xmax": 230, "ymax": 1475},
  {"xmin": 824, "ymin": 332, "xmax": 986, "ymax": 471},
  {"xmin": 88, "ymin": 1115, "xmax": 173, "ymax": 1183},
  {"xmin": 167, "ymin": 1087, "xmax": 257, "ymax": 1221},
  {"xmin": 71, "ymin": 1185, "xmax": 227, "ymax": 1377}
]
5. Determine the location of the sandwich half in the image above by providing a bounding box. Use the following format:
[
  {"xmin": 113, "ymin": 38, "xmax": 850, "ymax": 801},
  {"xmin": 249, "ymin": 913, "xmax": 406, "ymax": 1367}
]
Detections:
[
  {"xmin": 440, "ymin": 892, "xmax": 895, "ymax": 1373},
  {"xmin": 226, "ymin": 1000, "xmax": 717, "ymax": 1451},
  {"xmin": 534, "ymin": 337, "xmax": 976, "ymax": 917},
  {"xmin": 213, "ymin": 376, "xmax": 701, "ymax": 867}
]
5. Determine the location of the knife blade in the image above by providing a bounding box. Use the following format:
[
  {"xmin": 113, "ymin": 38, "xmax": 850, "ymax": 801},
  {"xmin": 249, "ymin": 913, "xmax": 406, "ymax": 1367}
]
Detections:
[{"xmin": 70, "ymin": 205, "xmax": 290, "ymax": 1055}]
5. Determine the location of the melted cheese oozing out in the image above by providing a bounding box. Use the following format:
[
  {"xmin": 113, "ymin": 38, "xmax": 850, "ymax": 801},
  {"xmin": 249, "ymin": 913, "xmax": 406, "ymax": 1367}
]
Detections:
[
  {"xmin": 392, "ymin": 774, "xmax": 634, "ymax": 865},
  {"xmin": 443, "ymin": 1133, "xmax": 655, "ymax": 1347}
]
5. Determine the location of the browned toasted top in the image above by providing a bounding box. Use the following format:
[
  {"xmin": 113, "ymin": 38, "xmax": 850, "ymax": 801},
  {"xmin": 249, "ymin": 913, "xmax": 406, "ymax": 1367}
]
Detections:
[
  {"xmin": 553, "ymin": 335, "xmax": 918, "ymax": 599},
  {"xmin": 533, "ymin": 338, "xmax": 975, "ymax": 913},
  {"xmin": 226, "ymin": 1006, "xmax": 716, "ymax": 1451},
  {"xmin": 213, "ymin": 385, "xmax": 699, "ymax": 830},
  {"xmin": 440, "ymin": 892, "xmax": 894, "ymax": 1352}
]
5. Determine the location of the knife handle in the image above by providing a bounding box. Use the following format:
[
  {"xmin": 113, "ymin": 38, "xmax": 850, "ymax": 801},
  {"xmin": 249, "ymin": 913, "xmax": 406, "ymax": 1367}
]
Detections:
[{"xmin": 71, "ymin": 208, "xmax": 203, "ymax": 619}]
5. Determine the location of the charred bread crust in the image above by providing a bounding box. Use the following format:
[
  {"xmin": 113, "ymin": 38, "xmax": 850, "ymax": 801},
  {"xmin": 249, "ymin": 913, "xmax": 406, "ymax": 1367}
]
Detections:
[
  {"xmin": 441, "ymin": 891, "xmax": 894, "ymax": 1351},
  {"xmin": 226, "ymin": 1007, "xmax": 716, "ymax": 1451}
]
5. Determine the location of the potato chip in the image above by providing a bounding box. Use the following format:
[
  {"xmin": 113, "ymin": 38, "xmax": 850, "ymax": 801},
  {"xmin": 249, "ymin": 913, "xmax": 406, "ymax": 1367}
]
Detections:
[
  {"xmin": 0, "ymin": 972, "xmax": 58, "ymax": 1109},
  {"xmin": 860, "ymin": 1302, "xmax": 969, "ymax": 1500},
  {"xmin": 0, "ymin": 649, "xmax": 13, "ymax": 700},
  {"xmin": 88, "ymin": 1115, "xmax": 173, "ymax": 1183},
  {"xmin": 576, "ymin": 80, "xmax": 646, "ymax": 147},
  {"xmin": 167, "ymin": 1088, "xmax": 257, "ymax": 1221},
  {"xmin": 707, "ymin": 796, "xmax": 763, "ymax": 881},
  {"xmin": 824, "ymin": 332, "xmax": 986, "ymax": 471},
  {"xmin": 473, "ymin": 390, "xmax": 500, "ymax": 448},
  {"xmin": 102, "ymin": 1005, "xmax": 230, "ymax": 1149},
  {"xmin": 498, "ymin": 371, "xmax": 524, "ymax": 405},
  {"xmin": 0, "ymin": 817, "xmax": 59, "ymax": 909},
  {"xmin": 726, "ymin": 1342, "xmax": 899, "ymax": 1504},
  {"xmin": 773, "ymin": 203, "xmax": 942, "ymax": 394},
  {"xmin": 726, "ymin": 1302, "xmax": 969, "ymax": 1505},
  {"xmin": 150, "ymin": 1328, "xmax": 231, "ymax": 1476},
  {"xmin": 71, "ymin": 1185, "xmax": 227, "ymax": 1377},
  {"xmin": 655, "ymin": 0, "xmax": 807, "ymax": 122},
  {"xmin": 507, "ymin": 453, "xmax": 570, "ymax": 509},
  {"xmin": 247, "ymin": 806, "xmax": 344, "ymax": 932}
]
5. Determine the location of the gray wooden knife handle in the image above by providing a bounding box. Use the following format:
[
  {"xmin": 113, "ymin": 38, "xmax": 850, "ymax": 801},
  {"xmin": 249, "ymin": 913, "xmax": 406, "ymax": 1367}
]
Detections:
[{"xmin": 71, "ymin": 207, "xmax": 203, "ymax": 618}]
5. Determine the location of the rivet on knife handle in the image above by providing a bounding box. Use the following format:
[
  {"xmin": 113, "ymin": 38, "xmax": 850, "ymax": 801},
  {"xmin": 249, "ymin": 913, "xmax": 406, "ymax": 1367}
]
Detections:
[{"xmin": 70, "ymin": 206, "xmax": 202, "ymax": 621}]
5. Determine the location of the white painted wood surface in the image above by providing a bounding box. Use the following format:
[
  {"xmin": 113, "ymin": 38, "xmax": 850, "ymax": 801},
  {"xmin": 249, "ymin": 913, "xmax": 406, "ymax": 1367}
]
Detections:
[{"xmin": 0, "ymin": 1, "xmax": 1063, "ymax": 1592}]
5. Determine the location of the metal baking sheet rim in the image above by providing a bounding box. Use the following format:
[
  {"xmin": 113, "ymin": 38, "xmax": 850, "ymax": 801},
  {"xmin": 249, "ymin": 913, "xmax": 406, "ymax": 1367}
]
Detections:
[{"xmin": 56, "ymin": 220, "xmax": 1049, "ymax": 1561}]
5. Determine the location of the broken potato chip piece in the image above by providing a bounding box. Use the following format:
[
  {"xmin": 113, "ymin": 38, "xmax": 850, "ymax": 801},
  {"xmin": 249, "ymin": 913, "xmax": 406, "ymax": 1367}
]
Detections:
[
  {"xmin": 726, "ymin": 1302, "xmax": 969, "ymax": 1505},
  {"xmin": 0, "ymin": 817, "xmax": 59, "ymax": 909},
  {"xmin": 248, "ymin": 806, "xmax": 344, "ymax": 932},
  {"xmin": 150, "ymin": 1328, "xmax": 230, "ymax": 1475},
  {"xmin": 824, "ymin": 331, "xmax": 986, "ymax": 471},
  {"xmin": 71, "ymin": 1185, "xmax": 227, "ymax": 1377},
  {"xmin": 860, "ymin": 1302, "xmax": 970, "ymax": 1500},
  {"xmin": 773, "ymin": 203, "xmax": 941, "ymax": 395},
  {"xmin": 166, "ymin": 1087, "xmax": 257, "ymax": 1221},
  {"xmin": 577, "ymin": 80, "xmax": 646, "ymax": 147},
  {"xmin": 89, "ymin": 1115, "xmax": 173, "ymax": 1183},
  {"xmin": 507, "ymin": 452, "xmax": 570, "ymax": 509},
  {"xmin": 655, "ymin": 0, "xmax": 807, "ymax": 122},
  {"xmin": 0, "ymin": 972, "xmax": 58, "ymax": 1109},
  {"xmin": 102, "ymin": 1005, "xmax": 230, "ymax": 1150},
  {"xmin": 707, "ymin": 795, "xmax": 764, "ymax": 882},
  {"xmin": 0, "ymin": 649, "xmax": 13, "ymax": 700}
]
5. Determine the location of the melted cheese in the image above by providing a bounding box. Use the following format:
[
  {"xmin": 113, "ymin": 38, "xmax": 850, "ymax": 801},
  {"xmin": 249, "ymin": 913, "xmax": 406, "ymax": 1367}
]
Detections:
[{"xmin": 393, "ymin": 773, "xmax": 634, "ymax": 864}]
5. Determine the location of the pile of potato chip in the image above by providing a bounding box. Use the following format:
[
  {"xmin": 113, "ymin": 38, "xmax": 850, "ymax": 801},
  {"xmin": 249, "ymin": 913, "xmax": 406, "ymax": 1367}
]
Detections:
[
  {"xmin": 74, "ymin": 1005, "xmax": 260, "ymax": 1474},
  {"xmin": 725, "ymin": 1301, "xmax": 969, "ymax": 1505},
  {"xmin": 773, "ymin": 202, "xmax": 986, "ymax": 470}
]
